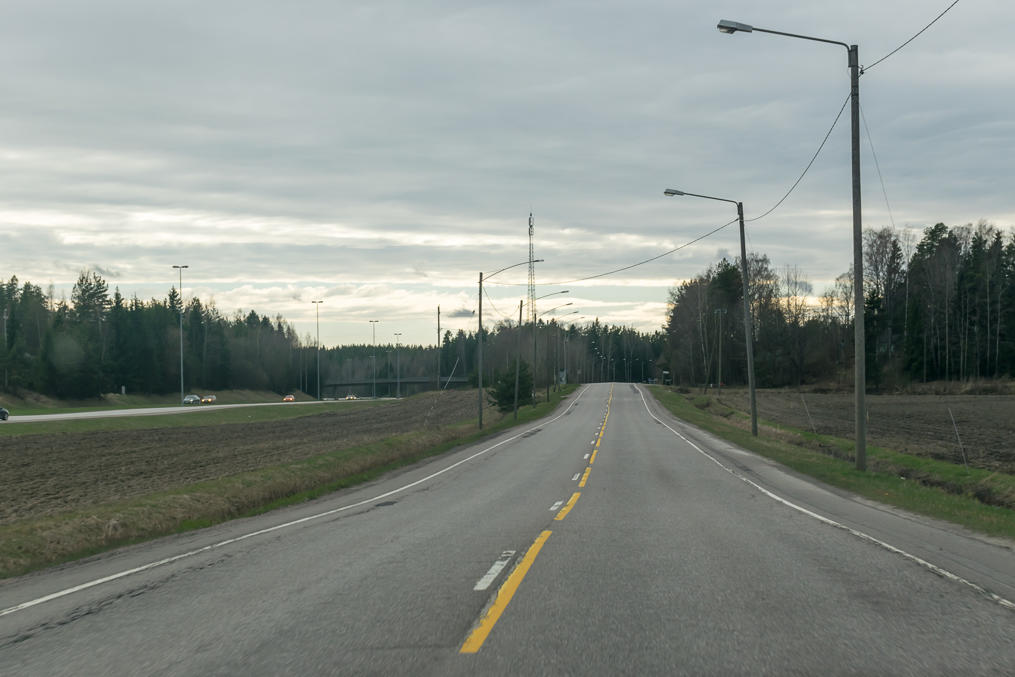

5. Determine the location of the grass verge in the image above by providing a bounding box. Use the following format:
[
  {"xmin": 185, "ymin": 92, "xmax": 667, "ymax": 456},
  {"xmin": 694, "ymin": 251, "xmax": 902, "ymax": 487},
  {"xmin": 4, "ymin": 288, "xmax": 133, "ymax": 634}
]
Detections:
[
  {"xmin": 649, "ymin": 386, "xmax": 1015, "ymax": 543},
  {"xmin": 0, "ymin": 385, "xmax": 577, "ymax": 580}
]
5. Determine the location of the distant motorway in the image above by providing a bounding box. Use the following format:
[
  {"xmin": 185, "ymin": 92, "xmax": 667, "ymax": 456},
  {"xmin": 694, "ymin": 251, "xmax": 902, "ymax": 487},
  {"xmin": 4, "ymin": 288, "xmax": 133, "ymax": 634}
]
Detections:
[{"xmin": 3, "ymin": 398, "xmax": 376, "ymax": 423}]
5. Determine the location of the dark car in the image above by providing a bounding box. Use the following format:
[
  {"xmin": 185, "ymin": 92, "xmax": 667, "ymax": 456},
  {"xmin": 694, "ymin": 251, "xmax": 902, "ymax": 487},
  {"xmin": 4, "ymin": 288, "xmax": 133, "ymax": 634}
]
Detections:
[
  {"xmin": 183, "ymin": 394, "xmax": 201, "ymax": 405},
  {"xmin": 0, "ymin": 407, "xmax": 9, "ymax": 421}
]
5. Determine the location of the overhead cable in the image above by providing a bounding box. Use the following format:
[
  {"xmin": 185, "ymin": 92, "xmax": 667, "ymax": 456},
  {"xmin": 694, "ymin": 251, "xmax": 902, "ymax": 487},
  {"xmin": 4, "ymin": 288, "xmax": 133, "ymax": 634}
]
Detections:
[
  {"xmin": 489, "ymin": 1, "xmax": 960, "ymax": 288},
  {"xmin": 860, "ymin": 104, "xmax": 897, "ymax": 229},
  {"xmin": 864, "ymin": 0, "xmax": 961, "ymax": 72},
  {"xmin": 746, "ymin": 93, "xmax": 849, "ymax": 223},
  {"xmin": 488, "ymin": 217, "xmax": 739, "ymax": 287},
  {"xmin": 481, "ymin": 285, "xmax": 514, "ymax": 322}
]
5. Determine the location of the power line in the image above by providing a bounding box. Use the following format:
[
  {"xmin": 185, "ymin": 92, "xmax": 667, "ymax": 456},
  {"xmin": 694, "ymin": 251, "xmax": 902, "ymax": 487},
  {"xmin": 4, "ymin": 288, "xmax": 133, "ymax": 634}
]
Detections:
[
  {"xmin": 864, "ymin": 0, "xmax": 962, "ymax": 72},
  {"xmin": 860, "ymin": 104, "xmax": 896, "ymax": 230},
  {"xmin": 488, "ymin": 217, "xmax": 739, "ymax": 287},
  {"xmin": 746, "ymin": 93, "xmax": 850, "ymax": 223},
  {"xmin": 481, "ymin": 285, "xmax": 514, "ymax": 322},
  {"xmin": 490, "ymin": 93, "xmax": 850, "ymax": 287},
  {"xmin": 492, "ymin": 1, "xmax": 956, "ymax": 289}
]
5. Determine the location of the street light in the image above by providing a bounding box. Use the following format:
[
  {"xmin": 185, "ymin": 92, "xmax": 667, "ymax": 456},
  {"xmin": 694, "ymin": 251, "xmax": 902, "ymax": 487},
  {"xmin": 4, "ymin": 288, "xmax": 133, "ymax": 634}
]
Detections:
[
  {"xmin": 394, "ymin": 332, "xmax": 402, "ymax": 398},
  {"xmin": 531, "ymin": 290, "xmax": 568, "ymax": 395},
  {"xmin": 369, "ymin": 320, "xmax": 379, "ymax": 399},
  {"xmin": 537, "ymin": 301, "xmax": 572, "ymax": 399},
  {"xmin": 664, "ymin": 188, "xmax": 758, "ymax": 436},
  {"xmin": 555, "ymin": 310, "xmax": 581, "ymax": 387},
  {"xmin": 717, "ymin": 18, "xmax": 866, "ymax": 469},
  {"xmin": 478, "ymin": 259, "xmax": 543, "ymax": 428},
  {"xmin": 172, "ymin": 265, "xmax": 188, "ymax": 405},
  {"xmin": 312, "ymin": 301, "xmax": 323, "ymax": 400},
  {"xmin": 542, "ymin": 301, "xmax": 573, "ymax": 316}
]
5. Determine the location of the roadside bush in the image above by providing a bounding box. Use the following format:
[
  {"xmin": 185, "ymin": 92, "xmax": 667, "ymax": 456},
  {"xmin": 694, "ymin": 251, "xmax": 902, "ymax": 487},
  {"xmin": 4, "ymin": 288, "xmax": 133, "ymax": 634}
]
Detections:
[{"xmin": 487, "ymin": 361, "xmax": 533, "ymax": 412}]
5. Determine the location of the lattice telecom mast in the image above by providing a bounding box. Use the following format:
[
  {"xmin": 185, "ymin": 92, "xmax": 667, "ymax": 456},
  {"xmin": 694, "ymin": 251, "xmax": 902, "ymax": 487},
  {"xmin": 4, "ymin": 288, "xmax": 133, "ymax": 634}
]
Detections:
[{"xmin": 527, "ymin": 213, "xmax": 536, "ymax": 325}]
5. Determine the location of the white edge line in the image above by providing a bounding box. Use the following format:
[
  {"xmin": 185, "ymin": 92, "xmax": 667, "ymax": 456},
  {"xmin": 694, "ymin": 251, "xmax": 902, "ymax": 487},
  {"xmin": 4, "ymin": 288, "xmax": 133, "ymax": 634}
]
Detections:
[
  {"xmin": 549, "ymin": 501, "xmax": 564, "ymax": 511},
  {"xmin": 1, "ymin": 386, "xmax": 594, "ymax": 618},
  {"xmin": 634, "ymin": 385, "xmax": 1015, "ymax": 612},
  {"xmin": 473, "ymin": 550, "xmax": 516, "ymax": 591}
]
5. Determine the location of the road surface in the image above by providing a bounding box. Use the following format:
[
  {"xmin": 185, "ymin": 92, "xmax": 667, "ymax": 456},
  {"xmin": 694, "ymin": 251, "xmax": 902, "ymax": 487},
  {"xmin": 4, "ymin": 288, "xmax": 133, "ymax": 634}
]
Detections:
[{"xmin": 1, "ymin": 383, "xmax": 1013, "ymax": 675}]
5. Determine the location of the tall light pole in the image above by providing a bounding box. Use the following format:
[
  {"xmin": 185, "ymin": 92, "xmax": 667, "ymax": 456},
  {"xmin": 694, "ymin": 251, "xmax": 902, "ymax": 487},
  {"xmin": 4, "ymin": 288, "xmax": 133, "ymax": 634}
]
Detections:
[
  {"xmin": 436, "ymin": 306, "xmax": 441, "ymax": 392},
  {"xmin": 531, "ymin": 290, "xmax": 568, "ymax": 396},
  {"xmin": 394, "ymin": 332, "xmax": 402, "ymax": 398},
  {"xmin": 172, "ymin": 265, "xmax": 188, "ymax": 405},
  {"xmin": 312, "ymin": 300, "xmax": 323, "ymax": 400},
  {"xmin": 369, "ymin": 320, "xmax": 379, "ymax": 399},
  {"xmin": 477, "ymin": 259, "xmax": 543, "ymax": 429},
  {"xmin": 540, "ymin": 300, "xmax": 572, "ymax": 397},
  {"xmin": 2, "ymin": 307, "xmax": 7, "ymax": 389},
  {"xmin": 553, "ymin": 309, "xmax": 580, "ymax": 390},
  {"xmin": 665, "ymin": 189, "xmax": 758, "ymax": 436},
  {"xmin": 717, "ymin": 18, "xmax": 865, "ymax": 469}
]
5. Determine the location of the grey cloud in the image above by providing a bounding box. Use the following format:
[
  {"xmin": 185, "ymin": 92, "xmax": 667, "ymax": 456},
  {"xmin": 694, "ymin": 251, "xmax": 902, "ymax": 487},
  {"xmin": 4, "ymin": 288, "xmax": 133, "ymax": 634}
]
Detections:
[{"xmin": 1, "ymin": 0, "xmax": 1013, "ymax": 345}]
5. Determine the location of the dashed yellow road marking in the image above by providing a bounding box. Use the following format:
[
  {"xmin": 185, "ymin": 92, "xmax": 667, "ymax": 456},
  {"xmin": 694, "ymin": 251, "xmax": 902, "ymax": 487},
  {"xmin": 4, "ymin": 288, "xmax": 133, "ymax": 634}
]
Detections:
[
  {"xmin": 554, "ymin": 492, "xmax": 581, "ymax": 521},
  {"xmin": 460, "ymin": 530, "xmax": 553, "ymax": 654}
]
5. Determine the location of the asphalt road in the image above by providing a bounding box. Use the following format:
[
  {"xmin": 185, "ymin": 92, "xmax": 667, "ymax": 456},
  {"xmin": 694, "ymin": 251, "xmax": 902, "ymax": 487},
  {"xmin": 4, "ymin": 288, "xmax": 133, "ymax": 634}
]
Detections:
[{"xmin": 1, "ymin": 383, "xmax": 1013, "ymax": 675}]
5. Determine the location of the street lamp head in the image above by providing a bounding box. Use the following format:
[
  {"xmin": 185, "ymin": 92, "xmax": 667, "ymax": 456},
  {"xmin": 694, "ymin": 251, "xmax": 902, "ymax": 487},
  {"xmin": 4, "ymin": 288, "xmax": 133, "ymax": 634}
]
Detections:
[
  {"xmin": 717, "ymin": 19, "xmax": 753, "ymax": 34},
  {"xmin": 663, "ymin": 189, "xmax": 685, "ymax": 197}
]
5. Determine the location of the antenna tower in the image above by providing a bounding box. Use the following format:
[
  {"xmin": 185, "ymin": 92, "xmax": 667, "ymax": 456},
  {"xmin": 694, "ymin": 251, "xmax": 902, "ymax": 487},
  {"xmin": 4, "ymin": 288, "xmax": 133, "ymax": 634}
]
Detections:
[{"xmin": 527, "ymin": 213, "xmax": 536, "ymax": 325}]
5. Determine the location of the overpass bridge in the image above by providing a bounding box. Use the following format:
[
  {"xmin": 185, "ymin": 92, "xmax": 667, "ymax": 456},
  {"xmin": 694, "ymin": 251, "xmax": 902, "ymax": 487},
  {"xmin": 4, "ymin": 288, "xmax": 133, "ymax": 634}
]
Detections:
[{"xmin": 322, "ymin": 376, "xmax": 468, "ymax": 399}]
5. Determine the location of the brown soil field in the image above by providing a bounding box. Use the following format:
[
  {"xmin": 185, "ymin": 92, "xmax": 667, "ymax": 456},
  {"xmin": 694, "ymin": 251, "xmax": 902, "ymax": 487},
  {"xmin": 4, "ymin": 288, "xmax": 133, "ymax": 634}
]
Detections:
[
  {"xmin": 718, "ymin": 389, "xmax": 1015, "ymax": 473},
  {"xmin": 0, "ymin": 390, "xmax": 481, "ymax": 526}
]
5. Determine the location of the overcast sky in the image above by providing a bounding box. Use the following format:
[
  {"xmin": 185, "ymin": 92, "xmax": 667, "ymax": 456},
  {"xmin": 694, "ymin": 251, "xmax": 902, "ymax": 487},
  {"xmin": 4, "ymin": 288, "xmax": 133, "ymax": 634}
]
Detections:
[{"xmin": 2, "ymin": 0, "xmax": 1012, "ymax": 347}]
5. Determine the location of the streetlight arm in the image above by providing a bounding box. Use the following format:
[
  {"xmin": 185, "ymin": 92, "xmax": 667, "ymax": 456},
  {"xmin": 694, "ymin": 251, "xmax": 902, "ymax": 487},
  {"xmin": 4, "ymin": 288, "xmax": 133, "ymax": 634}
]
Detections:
[
  {"xmin": 664, "ymin": 188, "xmax": 738, "ymax": 207},
  {"xmin": 717, "ymin": 19, "xmax": 849, "ymax": 50},
  {"xmin": 486, "ymin": 259, "xmax": 543, "ymax": 280},
  {"xmin": 543, "ymin": 302, "xmax": 574, "ymax": 315},
  {"xmin": 752, "ymin": 26, "xmax": 849, "ymax": 50}
]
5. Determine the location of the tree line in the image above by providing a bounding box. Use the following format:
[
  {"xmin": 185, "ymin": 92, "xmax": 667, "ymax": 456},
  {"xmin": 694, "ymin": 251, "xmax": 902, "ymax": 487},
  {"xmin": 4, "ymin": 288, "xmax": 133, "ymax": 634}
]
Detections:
[
  {"xmin": 0, "ymin": 270, "xmax": 664, "ymax": 400},
  {"xmin": 663, "ymin": 221, "xmax": 1015, "ymax": 389}
]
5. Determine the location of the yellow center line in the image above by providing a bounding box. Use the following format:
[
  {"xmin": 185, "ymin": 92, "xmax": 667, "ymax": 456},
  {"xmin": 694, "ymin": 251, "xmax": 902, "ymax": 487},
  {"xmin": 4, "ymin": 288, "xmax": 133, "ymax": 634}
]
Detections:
[
  {"xmin": 554, "ymin": 492, "xmax": 581, "ymax": 521},
  {"xmin": 589, "ymin": 448, "xmax": 598, "ymax": 464},
  {"xmin": 579, "ymin": 466, "xmax": 591, "ymax": 487},
  {"xmin": 460, "ymin": 530, "xmax": 553, "ymax": 654}
]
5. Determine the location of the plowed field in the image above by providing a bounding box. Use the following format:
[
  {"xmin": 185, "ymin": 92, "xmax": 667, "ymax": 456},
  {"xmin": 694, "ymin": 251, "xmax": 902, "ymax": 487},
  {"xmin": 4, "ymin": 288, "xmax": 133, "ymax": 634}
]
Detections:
[
  {"xmin": 719, "ymin": 389, "xmax": 1015, "ymax": 473},
  {"xmin": 0, "ymin": 390, "xmax": 480, "ymax": 525}
]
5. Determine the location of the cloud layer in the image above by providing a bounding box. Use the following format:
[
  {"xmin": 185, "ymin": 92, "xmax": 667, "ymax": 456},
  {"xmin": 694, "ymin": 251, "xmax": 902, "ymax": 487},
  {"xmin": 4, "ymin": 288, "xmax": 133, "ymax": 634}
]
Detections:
[{"xmin": 2, "ymin": 0, "xmax": 1013, "ymax": 346}]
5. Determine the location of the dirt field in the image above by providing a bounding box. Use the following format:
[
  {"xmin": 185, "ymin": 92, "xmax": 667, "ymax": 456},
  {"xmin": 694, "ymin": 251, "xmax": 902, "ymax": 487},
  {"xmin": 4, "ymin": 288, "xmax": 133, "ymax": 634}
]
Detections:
[
  {"xmin": 0, "ymin": 390, "xmax": 481, "ymax": 526},
  {"xmin": 717, "ymin": 389, "xmax": 1015, "ymax": 473}
]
